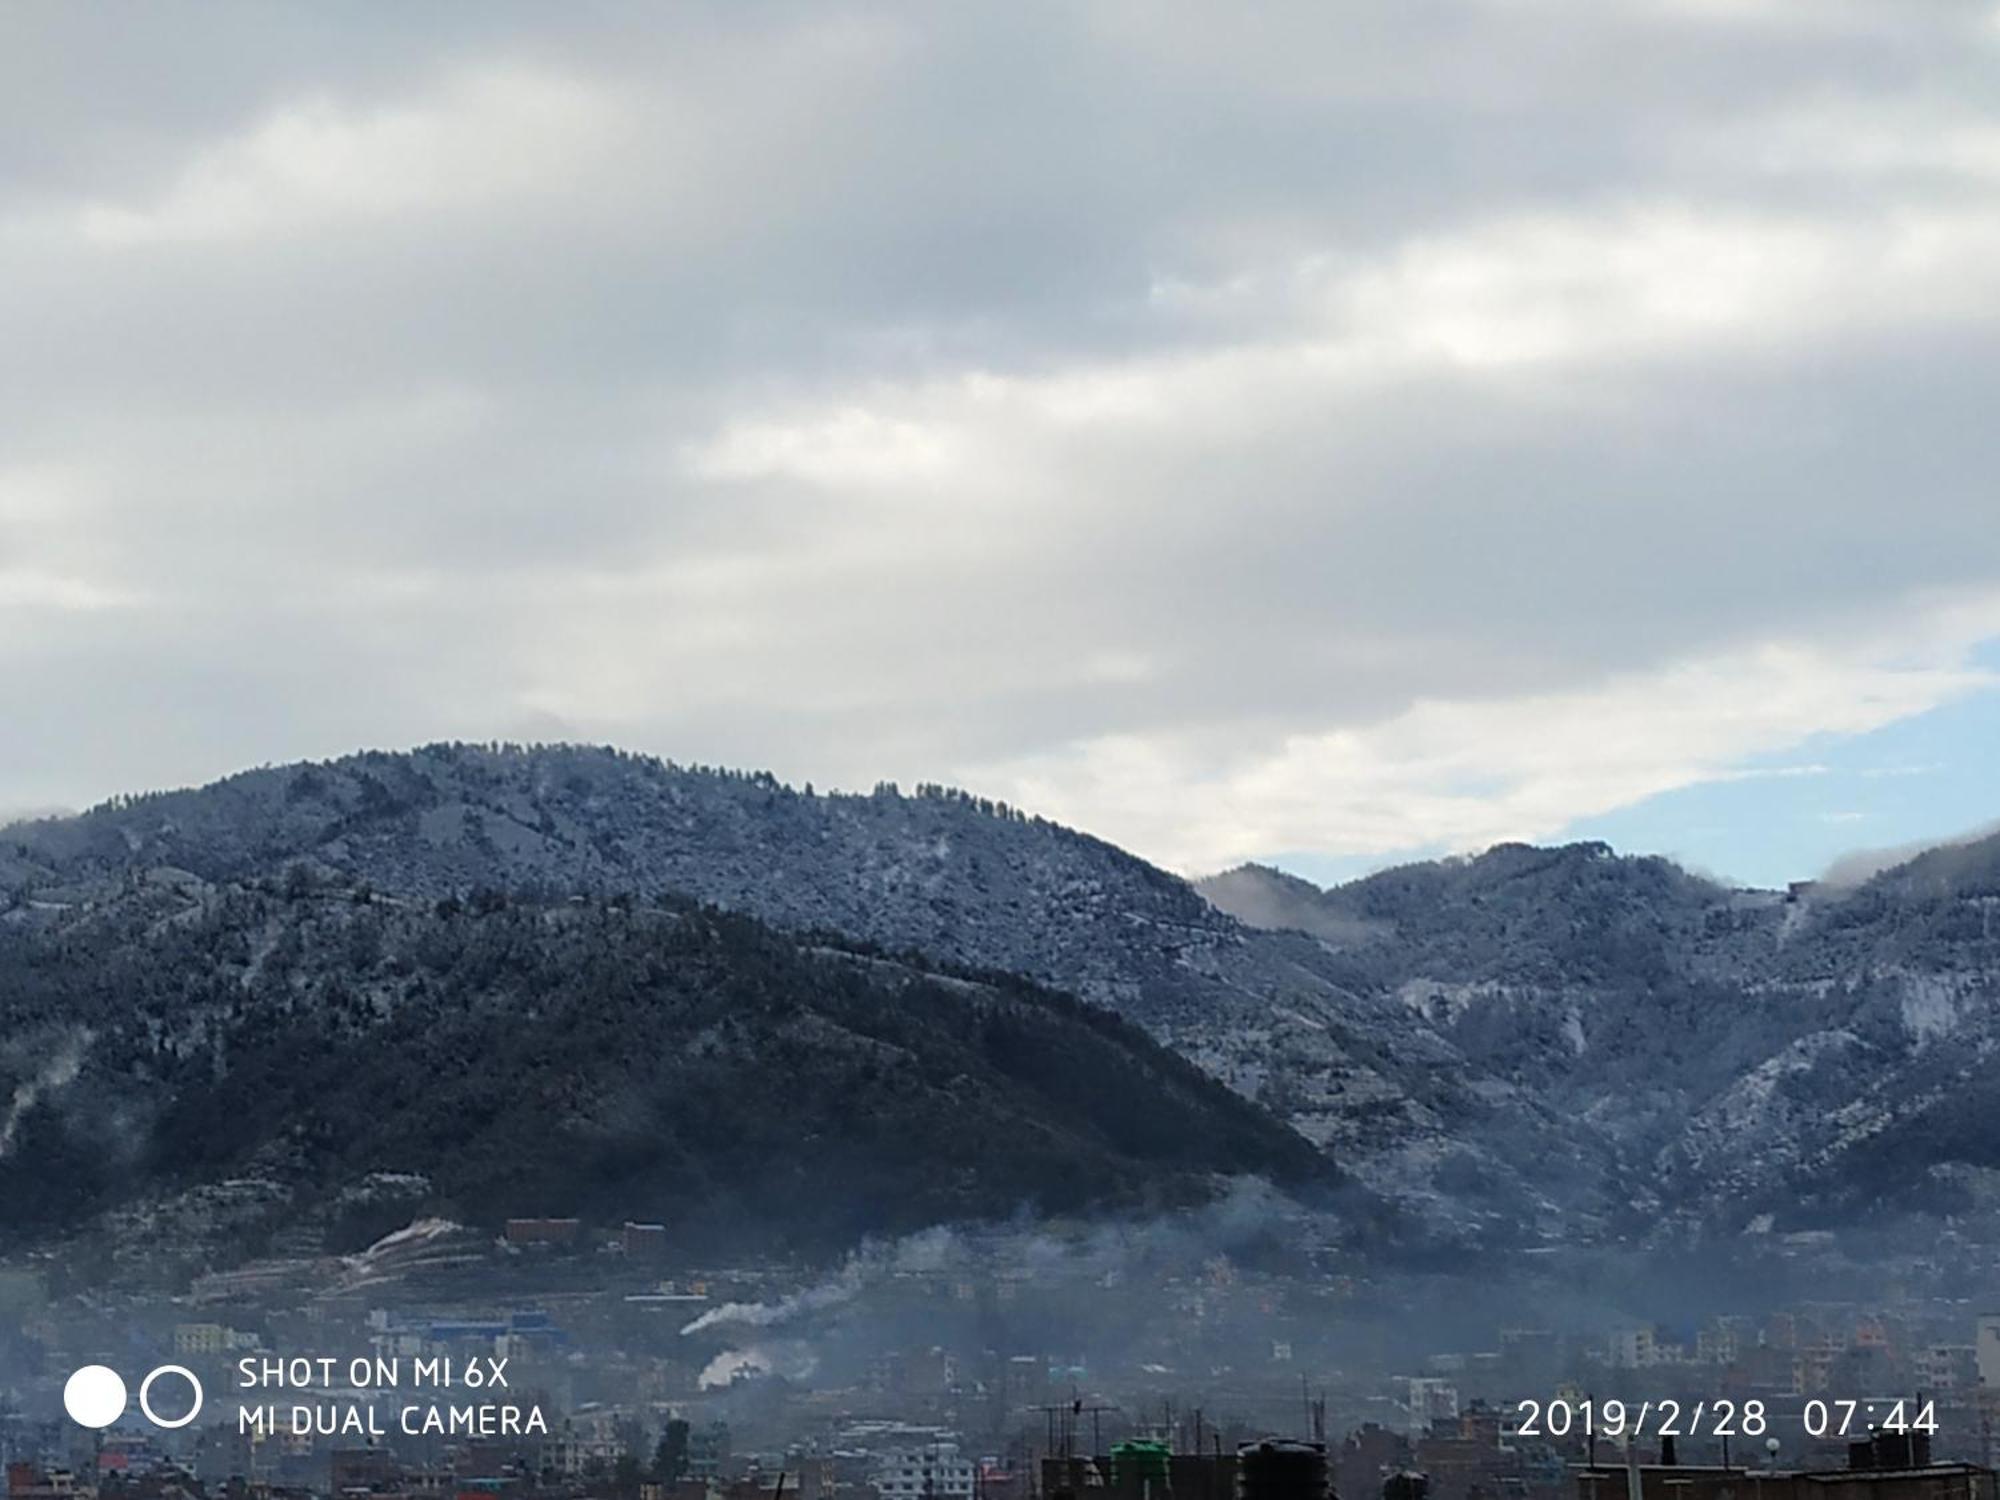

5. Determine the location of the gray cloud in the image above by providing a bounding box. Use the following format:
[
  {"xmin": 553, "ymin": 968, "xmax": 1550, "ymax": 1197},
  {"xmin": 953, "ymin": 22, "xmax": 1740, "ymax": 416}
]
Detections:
[{"xmin": 2, "ymin": 1, "xmax": 1999, "ymax": 862}]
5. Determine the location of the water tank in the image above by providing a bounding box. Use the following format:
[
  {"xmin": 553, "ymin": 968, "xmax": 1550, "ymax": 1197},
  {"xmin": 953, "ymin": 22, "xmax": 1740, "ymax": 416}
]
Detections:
[{"xmin": 1113, "ymin": 1442, "xmax": 1173, "ymax": 1491}]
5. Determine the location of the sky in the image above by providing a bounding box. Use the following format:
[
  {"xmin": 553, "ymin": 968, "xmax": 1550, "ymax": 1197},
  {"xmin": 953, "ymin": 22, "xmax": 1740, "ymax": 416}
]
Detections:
[{"xmin": 3, "ymin": 1, "xmax": 1999, "ymax": 889}]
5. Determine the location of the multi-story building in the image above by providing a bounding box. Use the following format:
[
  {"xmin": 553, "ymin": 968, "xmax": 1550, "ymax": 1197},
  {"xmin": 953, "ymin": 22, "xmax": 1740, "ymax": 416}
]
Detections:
[
  {"xmin": 1920, "ymin": 1347, "xmax": 1979, "ymax": 1394},
  {"xmin": 1975, "ymin": 1316, "xmax": 2000, "ymax": 1390},
  {"xmin": 873, "ymin": 1441, "xmax": 976, "ymax": 1500},
  {"xmin": 1608, "ymin": 1329, "xmax": 1659, "ymax": 1369},
  {"xmin": 1406, "ymin": 1379, "xmax": 1461, "ymax": 1435},
  {"xmin": 171, "ymin": 1323, "xmax": 256, "ymax": 1356}
]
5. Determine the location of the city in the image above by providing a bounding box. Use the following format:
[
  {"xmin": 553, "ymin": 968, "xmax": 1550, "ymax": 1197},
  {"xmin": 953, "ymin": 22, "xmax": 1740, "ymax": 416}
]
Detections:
[{"xmin": 8, "ymin": 1216, "xmax": 2000, "ymax": 1500}]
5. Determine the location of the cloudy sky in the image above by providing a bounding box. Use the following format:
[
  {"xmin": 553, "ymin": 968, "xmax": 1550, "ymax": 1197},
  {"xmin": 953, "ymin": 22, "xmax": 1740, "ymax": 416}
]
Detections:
[{"xmin": 4, "ymin": 1, "xmax": 1999, "ymax": 887}]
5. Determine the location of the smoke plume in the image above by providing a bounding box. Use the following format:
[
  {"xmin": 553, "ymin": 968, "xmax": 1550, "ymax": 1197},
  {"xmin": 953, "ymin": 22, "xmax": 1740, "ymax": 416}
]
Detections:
[{"xmin": 0, "ymin": 1031, "xmax": 89, "ymax": 1159}]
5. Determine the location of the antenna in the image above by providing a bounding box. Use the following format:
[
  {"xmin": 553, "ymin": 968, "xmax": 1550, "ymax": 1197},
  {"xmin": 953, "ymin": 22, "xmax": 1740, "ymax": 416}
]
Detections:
[{"xmin": 1072, "ymin": 1398, "xmax": 1119, "ymax": 1455}]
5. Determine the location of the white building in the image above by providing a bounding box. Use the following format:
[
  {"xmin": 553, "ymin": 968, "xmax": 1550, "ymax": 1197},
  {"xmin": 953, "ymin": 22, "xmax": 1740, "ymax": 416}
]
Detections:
[
  {"xmin": 873, "ymin": 1442, "xmax": 976, "ymax": 1500},
  {"xmin": 1608, "ymin": 1328, "xmax": 1659, "ymax": 1369},
  {"xmin": 1976, "ymin": 1315, "xmax": 2000, "ymax": 1388},
  {"xmin": 1405, "ymin": 1378, "xmax": 1461, "ymax": 1435}
]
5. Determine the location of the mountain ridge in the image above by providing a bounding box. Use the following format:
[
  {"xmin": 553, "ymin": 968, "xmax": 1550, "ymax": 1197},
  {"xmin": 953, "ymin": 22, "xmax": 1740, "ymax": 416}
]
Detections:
[
  {"xmin": 0, "ymin": 743, "xmax": 1618, "ymax": 1242},
  {"xmin": 0, "ymin": 872, "xmax": 1347, "ymax": 1280},
  {"xmin": 1200, "ymin": 834, "xmax": 2000, "ymax": 1239},
  {"xmin": 9, "ymin": 742, "xmax": 2000, "ymax": 1254}
]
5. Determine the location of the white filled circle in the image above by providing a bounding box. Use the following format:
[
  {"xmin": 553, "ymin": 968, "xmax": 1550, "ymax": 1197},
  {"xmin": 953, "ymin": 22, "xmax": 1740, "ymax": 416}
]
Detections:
[
  {"xmin": 139, "ymin": 1365, "xmax": 203, "ymax": 1429},
  {"xmin": 64, "ymin": 1365, "xmax": 127, "ymax": 1428}
]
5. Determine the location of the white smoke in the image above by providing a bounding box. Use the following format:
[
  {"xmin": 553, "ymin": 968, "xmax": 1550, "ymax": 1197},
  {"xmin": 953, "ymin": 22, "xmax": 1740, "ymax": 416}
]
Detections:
[
  {"xmin": 678, "ymin": 1183, "xmax": 1306, "ymax": 1342},
  {"xmin": 1818, "ymin": 818, "xmax": 2000, "ymax": 889},
  {"xmin": 678, "ymin": 1224, "xmax": 968, "ymax": 1337},
  {"xmin": 680, "ymin": 1273, "xmax": 864, "ymax": 1336},
  {"xmin": 696, "ymin": 1342, "xmax": 819, "ymax": 1390},
  {"xmin": 0, "ymin": 1031, "xmax": 89, "ymax": 1159},
  {"xmin": 698, "ymin": 1348, "xmax": 769, "ymax": 1388}
]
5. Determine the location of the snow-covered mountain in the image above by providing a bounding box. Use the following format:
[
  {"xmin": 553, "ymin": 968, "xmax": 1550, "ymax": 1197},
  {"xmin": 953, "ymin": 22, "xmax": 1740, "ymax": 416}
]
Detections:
[
  {"xmin": 1203, "ymin": 836, "xmax": 2000, "ymax": 1240},
  {"xmin": 6, "ymin": 742, "xmax": 1997, "ymax": 1250}
]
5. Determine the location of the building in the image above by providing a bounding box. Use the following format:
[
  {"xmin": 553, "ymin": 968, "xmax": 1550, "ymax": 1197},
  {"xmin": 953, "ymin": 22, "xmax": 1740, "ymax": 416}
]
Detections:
[
  {"xmin": 171, "ymin": 1322, "xmax": 257, "ymax": 1357},
  {"xmin": 504, "ymin": 1218, "xmax": 580, "ymax": 1247},
  {"xmin": 688, "ymin": 1422, "xmax": 732, "ymax": 1482},
  {"xmin": 7, "ymin": 1467, "xmax": 78, "ymax": 1500},
  {"xmin": 1406, "ymin": 1379, "xmax": 1462, "ymax": 1435},
  {"xmin": 874, "ymin": 1442, "xmax": 975, "ymax": 1500},
  {"xmin": 1975, "ymin": 1318, "xmax": 2000, "ymax": 1390},
  {"xmin": 1609, "ymin": 1329, "xmax": 1661, "ymax": 1369},
  {"xmin": 1042, "ymin": 1453, "xmax": 1240, "ymax": 1500},
  {"xmin": 329, "ymin": 1449, "xmax": 403, "ymax": 1495},
  {"xmin": 1575, "ymin": 1438, "xmax": 1994, "ymax": 1500},
  {"xmin": 1920, "ymin": 1348, "xmax": 1979, "ymax": 1395},
  {"xmin": 1339, "ymin": 1423, "xmax": 1414, "ymax": 1500},
  {"xmin": 1699, "ymin": 1319, "xmax": 1756, "ymax": 1367},
  {"xmin": 622, "ymin": 1223, "xmax": 668, "ymax": 1258}
]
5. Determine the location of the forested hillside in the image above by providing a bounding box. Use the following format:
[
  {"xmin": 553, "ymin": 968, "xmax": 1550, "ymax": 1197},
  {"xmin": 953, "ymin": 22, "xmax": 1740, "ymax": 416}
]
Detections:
[
  {"xmin": 0, "ymin": 874, "xmax": 1338, "ymax": 1273},
  {"xmin": 11, "ymin": 743, "xmax": 2000, "ymax": 1256}
]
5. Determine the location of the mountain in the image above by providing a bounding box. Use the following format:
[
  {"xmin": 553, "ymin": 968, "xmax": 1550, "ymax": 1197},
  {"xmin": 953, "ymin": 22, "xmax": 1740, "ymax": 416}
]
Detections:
[
  {"xmin": 0, "ymin": 873, "xmax": 1338, "ymax": 1279},
  {"xmin": 0, "ymin": 743, "xmax": 1592, "ymax": 1241},
  {"xmin": 1201, "ymin": 835, "xmax": 2000, "ymax": 1241},
  {"xmin": 10, "ymin": 743, "xmax": 1998, "ymax": 1255}
]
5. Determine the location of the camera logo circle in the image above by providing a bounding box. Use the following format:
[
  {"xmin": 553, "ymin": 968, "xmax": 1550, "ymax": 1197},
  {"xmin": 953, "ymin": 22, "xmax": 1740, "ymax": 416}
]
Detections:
[
  {"xmin": 140, "ymin": 1365, "xmax": 203, "ymax": 1428},
  {"xmin": 64, "ymin": 1365, "xmax": 203, "ymax": 1429},
  {"xmin": 63, "ymin": 1366, "xmax": 126, "ymax": 1429}
]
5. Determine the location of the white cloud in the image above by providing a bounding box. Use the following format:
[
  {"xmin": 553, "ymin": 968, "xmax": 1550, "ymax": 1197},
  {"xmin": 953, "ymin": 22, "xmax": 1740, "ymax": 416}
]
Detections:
[
  {"xmin": 76, "ymin": 64, "xmax": 630, "ymax": 247},
  {"xmin": 679, "ymin": 196, "xmax": 2000, "ymax": 492},
  {"xmin": 963, "ymin": 611, "xmax": 2000, "ymax": 872},
  {"xmin": 1859, "ymin": 762, "xmax": 1944, "ymax": 779},
  {"xmin": 686, "ymin": 405, "xmax": 972, "ymax": 489},
  {"xmin": 1, "ymin": 2, "xmax": 1999, "ymax": 880},
  {"xmin": 0, "ymin": 570, "xmax": 142, "ymax": 613}
]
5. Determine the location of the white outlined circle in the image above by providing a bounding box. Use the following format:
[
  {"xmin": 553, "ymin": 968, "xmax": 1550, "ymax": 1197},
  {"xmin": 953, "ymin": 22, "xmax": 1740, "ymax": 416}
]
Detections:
[
  {"xmin": 138, "ymin": 1365, "xmax": 203, "ymax": 1429},
  {"xmin": 64, "ymin": 1366, "xmax": 127, "ymax": 1428}
]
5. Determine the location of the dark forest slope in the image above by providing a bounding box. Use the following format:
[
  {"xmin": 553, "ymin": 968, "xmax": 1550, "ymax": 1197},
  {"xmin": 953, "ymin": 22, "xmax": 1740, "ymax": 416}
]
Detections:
[{"xmin": 0, "ymin": 876, "xmax": 1339, "ymax": 1271}]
